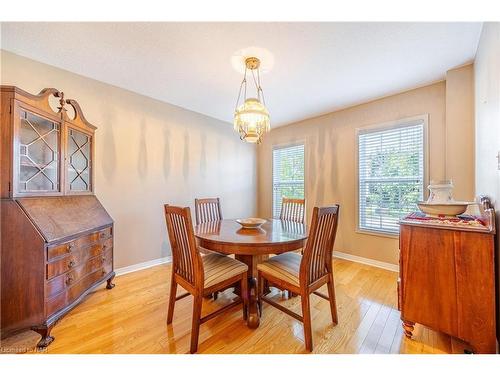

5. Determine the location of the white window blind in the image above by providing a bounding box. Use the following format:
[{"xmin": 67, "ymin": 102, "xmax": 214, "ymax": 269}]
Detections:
[
  {"xmin": 358, "ymin": 120, "xmax": 425, "ymax": 234},
  {"xmin": 273, "ymin": 144, "xmax": 305, "ymax": 218}
]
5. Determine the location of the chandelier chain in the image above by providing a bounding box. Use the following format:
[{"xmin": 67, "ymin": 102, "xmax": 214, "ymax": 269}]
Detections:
[
  {"xmin": 234, "ymin": 67, "xmax": 248, "ymax": 111},
  {"xmin": 250, "ymin": 69, "xmax": 261, "ymax": 102},
  {"xmin": 256, "ymin": 68, "xmax": 266, "ymax": 106}
]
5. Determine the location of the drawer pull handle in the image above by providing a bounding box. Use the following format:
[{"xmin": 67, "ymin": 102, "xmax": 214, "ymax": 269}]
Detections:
[
  {"xmin": 102, "ymin": 245, "xmax": 107, "ymax": 251},
  {"xmin": 65, "ymin": 276, "xmax": 74, "ymax": 285},
  {"xmin": 68, "ymin": 260, "xmax": 76, "ymax": 268},
  {"xmin": 67, "ymin": 244, "xmax": 75, "ymax": 252},
  {"xmin": 102, "ymin": 257, "xmax": 106, "ymax": 262}
]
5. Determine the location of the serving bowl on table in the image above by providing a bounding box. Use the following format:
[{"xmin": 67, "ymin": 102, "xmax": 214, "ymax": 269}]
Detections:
[{"xmin": 236, "ymin": 218, "xmax": 266, "ymax": 229}]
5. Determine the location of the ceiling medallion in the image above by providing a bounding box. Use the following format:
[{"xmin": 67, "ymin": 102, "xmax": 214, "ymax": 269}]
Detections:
[{"xmin": 233, "ymin": 57, "xmax": 270, "ymax": 144}]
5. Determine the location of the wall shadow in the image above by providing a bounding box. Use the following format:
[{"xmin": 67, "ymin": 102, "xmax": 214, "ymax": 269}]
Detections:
[
  {"xmin": 183, "ymin": 131, "xmax": 190, "ymax": 181},
  {"xmin": 101, "ymin": 109, "xmax": 117, "ymax": 183},
  {"xmin": 200, "ymin": 132, "xmax": 207, "ymax": 179},
  {"xmin": 315, "ymin": 126, "xmax": 327, "ymax": 205},
  {"xmin": 137, "ymin": 119, "xmax": 148, "ymax": 179},
  {"xmin": 163, "ymin": 126, "xmax": 171, "ymax": 180}
]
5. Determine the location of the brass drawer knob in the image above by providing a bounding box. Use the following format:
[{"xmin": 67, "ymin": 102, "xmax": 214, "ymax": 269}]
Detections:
[
  {"xmin": 65, "ymin": 276, "xmax": 74, "ymax": 285},
  {"xmin": 102, "ymin": 256, "xmax": 106, "ymax": 262},
  {"xmin": 67, "ymin": 243, "xmax": 75, "ymax": 252},
  {"xmin": 68, "ymin": 260, "xmax": 75, "ymax": 268},
  {"xmin": 102, "ymin": 245, "xmax": 107, "ymax": 251}
]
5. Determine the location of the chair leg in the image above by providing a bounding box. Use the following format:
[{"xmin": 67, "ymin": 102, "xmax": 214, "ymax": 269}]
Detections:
[
  {"xmin": 190, "ymin": 295, "xmax": 203, "ymax": 354},
  {"xmin": 257, "ymin": 271, "xmax": 264, "ymax": 317},
  {"xmin": 213, "ymin": 292, "xmax": 219, "ymax": 301},
  {"xmin": 301, "ymin": 293, "xmax": 313, "ymax": 352},
  {"xmin": 327, "ymin": 276, "xmax": 338, "ymax": 324},
  {"xmin": 241, "ymin": 276, "xmax": 248, "ymax": 321},
  {"xmin": 167, "ymin": 277, "xmax": 177, "ymax": 324}
]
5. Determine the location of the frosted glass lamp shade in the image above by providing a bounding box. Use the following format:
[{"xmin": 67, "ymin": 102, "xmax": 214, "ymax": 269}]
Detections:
[{"xmin": 233, "ymin": 98, "xmax": 270, "ymax": 144}]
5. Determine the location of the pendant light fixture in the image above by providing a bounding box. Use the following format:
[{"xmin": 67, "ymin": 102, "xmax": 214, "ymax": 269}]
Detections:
[{"xmin": 233, "ymin": 57, "xmax": 270, "ymax": 144}]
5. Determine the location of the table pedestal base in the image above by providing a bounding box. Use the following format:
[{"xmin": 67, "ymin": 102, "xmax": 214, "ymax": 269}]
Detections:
[{"xmin": 235, "ymin": 254, "xmax": 270, "ymax": 329}]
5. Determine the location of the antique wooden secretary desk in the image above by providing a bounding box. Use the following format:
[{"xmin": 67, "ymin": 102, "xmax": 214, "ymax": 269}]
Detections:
[{"xmin": 0, "ymin": 86, "xmax": 115, "ymax": 348}]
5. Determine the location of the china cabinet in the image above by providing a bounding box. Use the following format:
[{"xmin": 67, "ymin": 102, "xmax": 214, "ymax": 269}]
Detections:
[{"xmin": 0, "ymin": 86, "xmax": 114, "ymax": 348}]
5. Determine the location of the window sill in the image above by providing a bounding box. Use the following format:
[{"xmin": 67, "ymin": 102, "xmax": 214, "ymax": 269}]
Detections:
[{"xmin": 355, "ymin": 228, "xmax": 399, "ymax": 239}]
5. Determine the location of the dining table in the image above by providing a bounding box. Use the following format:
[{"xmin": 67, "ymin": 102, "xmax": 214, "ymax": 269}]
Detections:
[{"xmin": 195, "ymin": 218, "xmax": 308, "ymax": 328}]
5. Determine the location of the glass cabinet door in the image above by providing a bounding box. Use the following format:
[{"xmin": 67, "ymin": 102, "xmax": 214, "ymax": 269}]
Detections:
[
  {"xmin": 18, "ymin": 109, "xmax": 60, "ymax": 193},
  {"xmin": 66, "ymin": 127, "xmax": 92, "ymax": 192}
]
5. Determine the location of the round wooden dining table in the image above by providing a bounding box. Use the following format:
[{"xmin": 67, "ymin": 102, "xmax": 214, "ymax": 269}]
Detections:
[{"xmin": 195, "ymin": 219, "xmax": 307, "ymax": 328}]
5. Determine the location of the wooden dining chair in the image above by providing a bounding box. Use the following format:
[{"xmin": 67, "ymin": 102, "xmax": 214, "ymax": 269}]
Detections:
[
  {"xmin": 280, "ymin": 197, "xmax": 306, "ymax": 223},
  {"xmin": 279, "ymin": 197, "xmax": 306, "ymax": 297},
  {"xmin": 257, "ymin": 205, "xmax": 340, "ymax": 352},
  {"xmin": 195, "ymin": 197, "xmax": 225, "ymax": 300},
  {"xmin": 195, "ymin": 197, "xmax": 223, "ymax": 225},
  {"xmin": 164, "ymin": 205, "xmax": 249, "ymax": 353}
]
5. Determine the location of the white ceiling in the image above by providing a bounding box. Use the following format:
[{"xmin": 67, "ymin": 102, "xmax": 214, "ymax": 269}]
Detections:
[{"xmin": 0, "ymin": 22, "xmax": 482, "ymax": 127}]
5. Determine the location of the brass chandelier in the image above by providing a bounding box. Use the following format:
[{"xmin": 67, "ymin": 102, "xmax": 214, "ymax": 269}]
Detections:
[{"xmin": 233, "ymin": 57, "xmax": 270, "ymax": 144}]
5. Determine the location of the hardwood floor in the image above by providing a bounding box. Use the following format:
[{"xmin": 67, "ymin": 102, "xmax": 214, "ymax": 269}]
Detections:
[{"xmin": 1, "ymin": 258, "xmax": 470, "ymax": 354}]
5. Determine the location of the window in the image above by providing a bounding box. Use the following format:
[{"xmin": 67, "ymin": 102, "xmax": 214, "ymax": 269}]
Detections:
[
  {"xmin": 357, "ymin": 117, "xmax": 427, "ymax": 234},
  {"xmin": 272, "ymin": 143, "xmax": 305, "ymax": 218}
]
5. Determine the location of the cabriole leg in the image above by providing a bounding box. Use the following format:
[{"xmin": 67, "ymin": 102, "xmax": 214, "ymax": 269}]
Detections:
[
  {"xmin": 32, "ymin": 325, "xmax": 54, "ymax": 348},
  {"xmin": 402, "ymin": 320, "xmax": 415, "ymax": 338}
]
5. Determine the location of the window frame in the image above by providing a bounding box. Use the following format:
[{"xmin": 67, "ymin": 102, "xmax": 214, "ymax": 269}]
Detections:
[
  {"xmin": 355, "ymin": 114, "xmax": 429, "ymax": 237},
  {"xmin": 271, "ymin": 140, "xmax": 306, "ymax": 220}
]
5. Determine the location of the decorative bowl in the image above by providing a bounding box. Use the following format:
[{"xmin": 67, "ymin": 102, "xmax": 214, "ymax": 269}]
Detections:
[
  {"xmin": 417, "ymin": 202, "xmax": 472, "ymax": 217},
  {"xmin": 236, "ymin": 218, "xmax": 266, "ymax": 229}
]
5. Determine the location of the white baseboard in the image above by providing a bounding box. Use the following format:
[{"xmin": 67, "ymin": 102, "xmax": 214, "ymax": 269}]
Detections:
[
  {"xmin": 114, "ymin": 251, "xmax": 398, "ymax": 277},
  {"xmin": 115, "ymin": 256, "xmax": 172, "ymax": 276},
  {"xmin": 333, "ymin": 251, "xmax": 399, "ymax": 273}
]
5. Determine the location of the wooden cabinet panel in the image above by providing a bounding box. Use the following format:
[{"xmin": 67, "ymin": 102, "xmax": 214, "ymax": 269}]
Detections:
[
  {"xmin": 400, "ymin": 226, "xmax": 458, "ymax": 336},
  {"xmin": 46, "ymin": 237, "xmax": 112, "ymax": 279},
  {"xmin": 454, "ymin": 232, "xmax": 496, "ymax": 354},
  {"xmin": 46, "ymin": 247, "xmax": 112, "ymax": 298},
  {"xmin": 399, "ymin": 207, "xmax": 497, "ymax": 354},
  {"xmin": 47, "ymin": 228, "xmax": 112, "ymax": 260}
]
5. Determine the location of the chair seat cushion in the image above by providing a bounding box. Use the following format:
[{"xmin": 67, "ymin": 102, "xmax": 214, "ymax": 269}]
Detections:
[
  {"xmin": 203, "ymin": 253, "xmax": 248, "ymax": 289},
  {"xmin": 257, "ymin": 252, "xmax": 302, "ymax": 287}
]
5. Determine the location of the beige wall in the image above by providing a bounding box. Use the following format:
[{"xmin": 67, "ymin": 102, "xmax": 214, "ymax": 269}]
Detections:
[
  {"xmin": 474, "ymin": 22, "xmax": 500, "ymax": 337},
  {"xmin": 258, "ymin": 74, "xmax": 475, "ymax": 265},
  {"xmin": 0, "ymin": 50, "xmax": 257, "ymax": 269},
  {"xmin": 445, "ymin": 65, "xmax": 475, "ymax": 201},
  {"xmin": 475, "ymin": 23, "xmax": 500, "ymax": 203}
]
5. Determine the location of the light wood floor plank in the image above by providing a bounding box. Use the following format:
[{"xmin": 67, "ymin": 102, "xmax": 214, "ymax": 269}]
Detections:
[{"xmin": 0, "ymin": 258, "xmax": 464, "ymax": 354}]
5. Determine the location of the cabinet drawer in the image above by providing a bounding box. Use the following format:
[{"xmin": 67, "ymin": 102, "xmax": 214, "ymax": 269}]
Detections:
[
  {"xmin": 47, "ymin": 226, "xmax": 112, "ymax": 260},
  {"xmin": 46, "ymin": 238, "xmax": 112, "ymax": 279},
  {"xmin": 46, "ymin": 258, "xmax": 113, "ymax": 317},
  {"xmin": 46, "ymin": 248, "xmax": 113, "ymax": 298}
]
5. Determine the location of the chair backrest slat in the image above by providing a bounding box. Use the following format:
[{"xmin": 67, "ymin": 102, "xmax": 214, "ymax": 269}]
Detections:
[
  {"xmin": 164, "ymin": 205, "xmax": 203, "ymax": 288},
  {"xmin": 280, "ymin": 197, "xmax": 305, "ymax": 223},
  {"xmin": 195, "ymin": 198, "xmax": 223, "ymax": 225},
  {"xmin": 300, "ymin": 205, "xmax": 340, "ymax": 285}
]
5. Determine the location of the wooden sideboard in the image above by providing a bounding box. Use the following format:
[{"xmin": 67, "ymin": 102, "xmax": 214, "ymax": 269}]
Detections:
[
  {"xmin": 0, "ymin": 86, "xmax": 115, "ymax": 348},
  {"xmin": 398, "ymin": 197, "xmax": 497, "ymax": 354}
]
